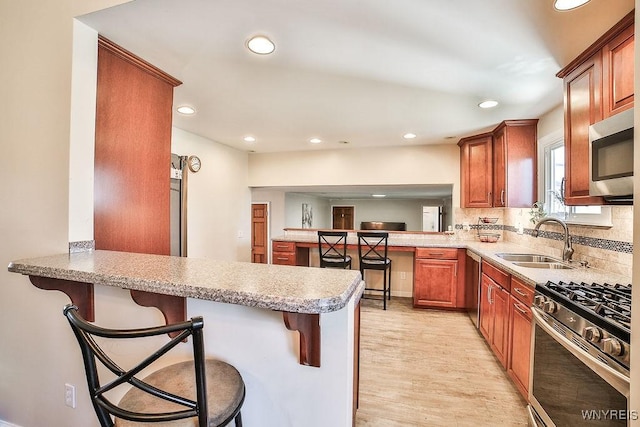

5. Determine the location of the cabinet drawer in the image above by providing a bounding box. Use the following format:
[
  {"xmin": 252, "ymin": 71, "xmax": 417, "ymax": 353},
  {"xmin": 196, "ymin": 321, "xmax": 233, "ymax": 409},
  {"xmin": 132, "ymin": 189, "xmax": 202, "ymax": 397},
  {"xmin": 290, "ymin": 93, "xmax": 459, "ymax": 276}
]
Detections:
[
  {"xmin": 415, "ymin": 248, "xmax": 458, "ymax": 259},
  {"xmin": 510, "ymin": 277, "xmax": 534, "ymax": 306},
  {"xmin": 272, "ymin": 241, "xmax": 296, "ymax": 252},
  {"xmin": 272, "ymin": 252, "xmax": 297, "ymax": 266},
  {"xmin": 482, "ymin": 261, "xmax": 510, "ymax": 291}
]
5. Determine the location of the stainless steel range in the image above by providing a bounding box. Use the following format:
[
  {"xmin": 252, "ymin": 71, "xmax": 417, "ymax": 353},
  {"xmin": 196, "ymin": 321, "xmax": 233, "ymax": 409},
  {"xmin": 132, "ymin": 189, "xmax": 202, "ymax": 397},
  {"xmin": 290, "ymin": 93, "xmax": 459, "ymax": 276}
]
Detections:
[{"xmin": 529, "ymin": 280, "xmax": 633, "ymax": 426}]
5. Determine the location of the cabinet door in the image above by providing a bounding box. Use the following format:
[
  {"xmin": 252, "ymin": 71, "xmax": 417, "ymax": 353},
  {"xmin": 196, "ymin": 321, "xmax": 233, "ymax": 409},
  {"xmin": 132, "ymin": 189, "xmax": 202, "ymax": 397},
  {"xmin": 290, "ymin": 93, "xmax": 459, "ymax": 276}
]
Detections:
[
  {"xmin": 413, "ymin": 259, "xmax": 458, "ymax": 308},
  {"xmin": 493, "ymin": 127, "xmax": 506, "ymax": 207},
  {"xmin": 508, "ymin": 295, "xmax": 532, "ymax": 400},
  {"xmin": 603, "ymin": 24, "xmax": 634, "ymax": 117},
  {"xmin": 479, "ymin": 274, "xmax": 493, "ymax": 342},
  {"xmin": 460, "ymin": 135, "xmax": 493, "ymax": 208},
  {"xmin": 563, "ymin": 53, "xmax": 604, "ymax": 206},
  {"xmin": 491, "ymin": 285, "xmax": 510, "ymax": 368}
]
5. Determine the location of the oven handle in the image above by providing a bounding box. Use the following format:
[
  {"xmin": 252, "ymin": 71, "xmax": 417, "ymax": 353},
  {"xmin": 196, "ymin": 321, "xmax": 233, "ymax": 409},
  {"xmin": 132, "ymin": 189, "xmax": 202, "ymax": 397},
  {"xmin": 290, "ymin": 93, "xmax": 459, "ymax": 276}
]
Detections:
[{"xmin": 532, "ymin": 308, "xmax": 630, "ymax": 397}]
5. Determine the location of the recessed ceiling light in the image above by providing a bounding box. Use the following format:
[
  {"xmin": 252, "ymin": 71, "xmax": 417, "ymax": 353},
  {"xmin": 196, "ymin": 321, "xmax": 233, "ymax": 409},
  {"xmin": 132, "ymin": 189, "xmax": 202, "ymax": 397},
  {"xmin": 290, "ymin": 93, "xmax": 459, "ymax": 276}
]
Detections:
[
  {"xmin": 176, "ymin": 105, "xmax": 196, "ymax": 115},
  {"xmin": 478, "ymin": 100, "xmax": 499, "ymax": 109},
  {"xmin": 372, "ymin": 194, "xmax": 386, "ymax": 198},
  {"xmin": 554, "ymin": 0, "xmax": 590, "ymax": 11},
  {"xmin": 243, "ymin": 136, "xmax": 256, "ymax": 143},
  {"xmin": 309, "ymin": 138, "xmax": 322, "ymax": 144},
  {"xmin": 403, "ymin": 133, "xmax": 417, "ymax": 139},
  {"xmin": 246, "ymin": 35, "xmax": 275, "ymax": 55}
]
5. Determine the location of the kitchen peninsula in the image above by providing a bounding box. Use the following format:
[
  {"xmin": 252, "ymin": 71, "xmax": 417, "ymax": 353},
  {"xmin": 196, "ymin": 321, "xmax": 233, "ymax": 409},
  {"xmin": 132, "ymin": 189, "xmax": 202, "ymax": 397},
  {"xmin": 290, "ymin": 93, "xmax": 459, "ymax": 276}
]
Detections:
[{"xmin": 8, "ymin": 250, "xmax": 364, "ymax": 427}]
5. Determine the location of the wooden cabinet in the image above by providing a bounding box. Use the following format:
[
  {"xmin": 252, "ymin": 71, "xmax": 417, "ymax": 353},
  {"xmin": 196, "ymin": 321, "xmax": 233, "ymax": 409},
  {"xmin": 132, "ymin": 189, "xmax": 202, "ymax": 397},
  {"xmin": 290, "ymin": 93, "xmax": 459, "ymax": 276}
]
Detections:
[
  {"xmin": 94, "ymin": 37, "xmax": 182, "ymax": 256},
  {"xmin": 479, "ymin": 261, "xmax": 511, "ymax": 368},
  {"xmin": 492, "ymin": 120, "xmax": 538, "ymax": 208},
  {"xmin": 558, "ymin": 12, "xmax": 634, "ymax": 206},
  {"xmin": 459, "ymin": 120, "xmax": 537, "ymax": 209},
  {"xmin": 479, "ymin": 269, "xmax": 509, "ymax": 368},
  {"xmin": 603, "ymin": 23, "xmax": 634, "ymax": 117},
  {"xmin": 458, "ymin": 133, "xmax": 493, "ymax": 208},
  {"xmin": 272, "ymin": 241, "xmax": 297, "ymax": 266},
  {"xmin": 413, "ymin": 248, "xmax": 464, "ymax": 309},
  {"xmin": 507, "ymin": 277, "xmax": 534, "ymax": 400}
]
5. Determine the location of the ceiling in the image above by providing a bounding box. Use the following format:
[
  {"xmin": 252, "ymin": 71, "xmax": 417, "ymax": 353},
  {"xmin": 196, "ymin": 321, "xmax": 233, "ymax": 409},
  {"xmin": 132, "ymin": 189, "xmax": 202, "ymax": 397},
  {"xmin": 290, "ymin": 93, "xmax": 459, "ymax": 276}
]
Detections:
[{"xmin": 78, "ymin": 0, "xmax": 634, "ymax": 155}]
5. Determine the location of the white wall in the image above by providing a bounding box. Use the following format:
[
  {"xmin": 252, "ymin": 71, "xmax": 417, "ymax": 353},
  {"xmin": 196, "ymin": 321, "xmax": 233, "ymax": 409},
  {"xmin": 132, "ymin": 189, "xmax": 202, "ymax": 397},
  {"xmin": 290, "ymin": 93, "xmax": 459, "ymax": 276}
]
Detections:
[
  {"xmin": 285, "ymin": 193, "xmax": 331, "ymax": 229},
  {"xmin": 0, "ymin": 2, "xmax": 132, "ymax": 426},
  {"xmin": 248, "ymin": 144, "xmax": 461, "ymax": 206},
  {"xmin": 171, "ymin": 128, "xmax": 252, "ymax": 261}
]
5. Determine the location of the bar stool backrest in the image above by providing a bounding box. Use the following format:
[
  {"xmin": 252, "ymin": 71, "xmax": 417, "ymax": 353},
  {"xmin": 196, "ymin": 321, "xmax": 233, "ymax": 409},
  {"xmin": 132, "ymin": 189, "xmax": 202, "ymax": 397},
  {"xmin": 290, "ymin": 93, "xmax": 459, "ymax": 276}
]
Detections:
[
  {"xmin": 63, "ymin": 304, "xmax": 209, "ymax": 427},
  {"xmin": 357, "ymin": 232, "xmax": 389, "ymax": 263},
  {"xmin": 318, "ymin": 231, "xmax": 350, "ymax": 267}
]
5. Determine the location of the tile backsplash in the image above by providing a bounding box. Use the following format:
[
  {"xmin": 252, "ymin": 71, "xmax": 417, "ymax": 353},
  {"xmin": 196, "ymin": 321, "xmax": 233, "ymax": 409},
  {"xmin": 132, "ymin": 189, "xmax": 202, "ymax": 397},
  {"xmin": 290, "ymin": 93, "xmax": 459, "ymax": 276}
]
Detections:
[{"xmin": 454, "ymin": 206, "xmax": 633, "ymax": 278}]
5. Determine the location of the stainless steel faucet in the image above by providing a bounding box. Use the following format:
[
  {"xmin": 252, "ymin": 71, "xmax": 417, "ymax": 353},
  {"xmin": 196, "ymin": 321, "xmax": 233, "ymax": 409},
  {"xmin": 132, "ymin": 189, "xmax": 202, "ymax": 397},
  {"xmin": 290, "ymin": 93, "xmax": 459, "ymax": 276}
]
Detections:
[{"xmin": 532, "ymin": 217, "xmax": 574, "ymax": 262}]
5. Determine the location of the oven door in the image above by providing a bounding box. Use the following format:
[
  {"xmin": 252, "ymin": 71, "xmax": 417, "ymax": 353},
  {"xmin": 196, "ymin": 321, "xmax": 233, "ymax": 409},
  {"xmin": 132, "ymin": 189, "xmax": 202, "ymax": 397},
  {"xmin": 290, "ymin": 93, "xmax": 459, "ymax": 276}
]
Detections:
[{"xmin": 528, "ymin": 309, "xmax": 631, "ymax": 426}]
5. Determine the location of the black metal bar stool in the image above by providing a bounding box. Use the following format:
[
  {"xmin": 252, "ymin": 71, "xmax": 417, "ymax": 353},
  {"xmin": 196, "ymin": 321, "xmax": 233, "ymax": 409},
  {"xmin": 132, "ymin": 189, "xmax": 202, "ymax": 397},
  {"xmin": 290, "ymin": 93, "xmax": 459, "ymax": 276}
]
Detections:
[
  {"xmin": 63, "ymin": 304, "xmax": 245, "ymax": 427},
  {"xmin": 318, "ymin": 231, "xmax": 352, "ymax": 269},
  {"xmin": 357, "ymin": 231, "xmax": 392, "ymax": 310}
]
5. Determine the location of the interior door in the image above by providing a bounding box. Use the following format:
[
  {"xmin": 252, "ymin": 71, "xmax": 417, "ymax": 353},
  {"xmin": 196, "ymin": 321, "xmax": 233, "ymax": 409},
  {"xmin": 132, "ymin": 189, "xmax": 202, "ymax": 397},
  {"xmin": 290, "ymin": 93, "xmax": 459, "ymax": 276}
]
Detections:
[
  {"xmin": 251, "ymin": 203, "xmax": 268, "ymax": 263},
  {"xmin": 332, "ymin": 206, "xmax": 354, "ymax": 229}
]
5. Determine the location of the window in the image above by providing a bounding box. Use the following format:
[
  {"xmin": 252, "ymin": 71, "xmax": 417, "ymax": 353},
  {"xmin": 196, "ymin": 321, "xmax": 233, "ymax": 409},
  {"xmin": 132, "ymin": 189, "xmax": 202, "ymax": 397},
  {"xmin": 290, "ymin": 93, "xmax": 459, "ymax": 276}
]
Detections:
[{"xmin": 543, "ymin": 140, "xmax": 612, "ymax": 227}]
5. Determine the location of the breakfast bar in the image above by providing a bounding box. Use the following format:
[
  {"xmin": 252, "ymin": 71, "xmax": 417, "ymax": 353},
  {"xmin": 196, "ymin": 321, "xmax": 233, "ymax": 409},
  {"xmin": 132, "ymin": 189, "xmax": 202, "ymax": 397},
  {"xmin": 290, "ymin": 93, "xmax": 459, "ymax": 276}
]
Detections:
[{"xmin": 8, "ymin": 250, "xmax": 364, "ymax": 427}]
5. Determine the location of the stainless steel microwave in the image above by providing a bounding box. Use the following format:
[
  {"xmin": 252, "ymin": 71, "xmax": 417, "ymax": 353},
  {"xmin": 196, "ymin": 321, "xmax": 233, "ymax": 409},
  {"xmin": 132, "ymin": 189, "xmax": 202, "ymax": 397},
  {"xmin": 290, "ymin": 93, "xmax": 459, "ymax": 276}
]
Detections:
[{"xmin": 589, "ymin": 108, "xmax": 634, "ymax": 201}]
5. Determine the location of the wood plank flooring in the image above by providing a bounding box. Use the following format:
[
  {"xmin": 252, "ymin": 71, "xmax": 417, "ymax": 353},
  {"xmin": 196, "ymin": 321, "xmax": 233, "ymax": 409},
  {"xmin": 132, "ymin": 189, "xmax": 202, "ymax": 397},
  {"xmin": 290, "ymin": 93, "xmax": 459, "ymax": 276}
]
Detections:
[{"xmin": 355, "ymin": 297, "xmax": 528, "ymax": 426}]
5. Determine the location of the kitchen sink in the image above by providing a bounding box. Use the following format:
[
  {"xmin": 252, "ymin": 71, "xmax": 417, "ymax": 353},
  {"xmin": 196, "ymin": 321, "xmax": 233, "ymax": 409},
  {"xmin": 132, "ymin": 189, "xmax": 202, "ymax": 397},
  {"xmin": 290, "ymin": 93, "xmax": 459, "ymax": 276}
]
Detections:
[
  {"xmin": 495, "ymin": 253, "xmax": 562, "ymax": 263},
  {"xmin": 511, "ymin": 261, "xmax": 574, "ymax": 270}
]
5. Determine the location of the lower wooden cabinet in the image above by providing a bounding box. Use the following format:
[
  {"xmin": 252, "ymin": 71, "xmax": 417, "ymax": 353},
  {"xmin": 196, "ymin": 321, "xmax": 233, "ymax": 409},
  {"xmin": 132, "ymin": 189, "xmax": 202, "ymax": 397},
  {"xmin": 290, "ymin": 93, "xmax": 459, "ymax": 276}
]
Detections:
[
  {"xmin": 507, "ymin": 277, "xmax": 534, "ymax": 400},
  {"xmin": 414, "ymin": 259, "xmax": 458, "ymax": 308},
  {"xmin": 272, "ymin": 241, "xmax": 297, "ymax": 266},
  {"xmin": 479, "ymin": 272, "xmax": 510, "ymax": 368},
  {"xmin": 413, "ymin": 248, "xmax": 464, "ymax": 309}
]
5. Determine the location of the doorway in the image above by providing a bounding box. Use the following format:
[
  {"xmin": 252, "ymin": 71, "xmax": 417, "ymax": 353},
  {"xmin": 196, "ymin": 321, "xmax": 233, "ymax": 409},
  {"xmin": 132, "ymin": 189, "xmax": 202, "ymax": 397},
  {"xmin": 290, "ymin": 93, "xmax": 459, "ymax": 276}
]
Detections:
[
  {"xmin": 332, "ymin": 206, "xmax": 354, "ymax": 229},
  {"xmin": 251, "ymin": 203, "xmax": 269, "ymax": 263}
]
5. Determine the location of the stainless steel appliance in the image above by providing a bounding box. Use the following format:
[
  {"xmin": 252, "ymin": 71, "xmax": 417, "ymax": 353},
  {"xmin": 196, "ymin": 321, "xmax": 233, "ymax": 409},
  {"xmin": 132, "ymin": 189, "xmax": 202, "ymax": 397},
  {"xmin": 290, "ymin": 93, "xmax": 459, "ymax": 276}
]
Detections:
[
  {"xmin": 170, "ymin": 154, "xmax": 188, "ymax": 257},
  {"xmin": 465, "ymin": 251, "xmax": 481, "ymax": 327},
  {"xmin": 589, "ymin": 108, "xmax": 634, "ymax": 202},
  {"xmin": 529, "ymin": 280, "xmax": 632, "ymax": 426}
]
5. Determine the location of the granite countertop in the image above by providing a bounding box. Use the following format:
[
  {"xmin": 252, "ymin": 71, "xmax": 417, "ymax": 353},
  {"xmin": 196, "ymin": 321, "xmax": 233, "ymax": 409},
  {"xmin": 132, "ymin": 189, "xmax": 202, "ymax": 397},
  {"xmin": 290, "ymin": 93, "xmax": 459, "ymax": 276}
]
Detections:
[
  {"xmin": 8, "ymin": 250, "xmax": 364, "ymax": 314},
  {"xmin": 274, "ymin": 234, "xmax": 632, "ymax": 288}
]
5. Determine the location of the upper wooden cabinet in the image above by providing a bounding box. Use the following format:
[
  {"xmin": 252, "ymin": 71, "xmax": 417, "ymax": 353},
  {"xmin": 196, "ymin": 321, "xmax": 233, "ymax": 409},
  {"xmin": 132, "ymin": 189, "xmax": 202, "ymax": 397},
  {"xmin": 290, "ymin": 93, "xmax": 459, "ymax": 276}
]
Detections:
[
  {"xmin": 557, "ymin": 11, "xmax": 634, "ymax": 206},
  {"xmin": 458, "ymin": 133, "xmax": 493, "ymax": 208},
  {"xmin": 459, "ymin": 120, "xmax": 537, "ymax": 209},
  {"xmin": 493, "ymin": 120, "xmax": 538, "ymax": 208}
]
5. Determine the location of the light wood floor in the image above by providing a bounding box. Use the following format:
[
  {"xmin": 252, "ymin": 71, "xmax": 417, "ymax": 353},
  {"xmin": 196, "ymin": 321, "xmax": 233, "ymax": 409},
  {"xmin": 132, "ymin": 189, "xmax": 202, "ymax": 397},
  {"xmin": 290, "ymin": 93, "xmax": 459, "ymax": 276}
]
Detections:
[{"xmin": 355, "ymin": 297, "xmax": 528, "ymax": 427}]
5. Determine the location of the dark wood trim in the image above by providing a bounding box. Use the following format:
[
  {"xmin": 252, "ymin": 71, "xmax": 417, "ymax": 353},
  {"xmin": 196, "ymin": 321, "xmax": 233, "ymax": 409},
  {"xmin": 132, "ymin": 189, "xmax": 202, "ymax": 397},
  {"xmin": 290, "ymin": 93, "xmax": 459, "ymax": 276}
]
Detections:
[
  {"xmin": 98, "ymin": 35, "xmax": 182, "ymax": 87},
  {"xmin": 556, "ymin": 10, "xmax": 634, "ymax": 78},
  {"xmin": 130, "ymin": 290, "xmax": 186, "ymax": 337},
  {"xmin": 29, "ymin": 276, "xmax": 94, "ymax": 321},
  {"xmin": 283, "ymin": 312, "xmax": 321, "ymax": 367}
]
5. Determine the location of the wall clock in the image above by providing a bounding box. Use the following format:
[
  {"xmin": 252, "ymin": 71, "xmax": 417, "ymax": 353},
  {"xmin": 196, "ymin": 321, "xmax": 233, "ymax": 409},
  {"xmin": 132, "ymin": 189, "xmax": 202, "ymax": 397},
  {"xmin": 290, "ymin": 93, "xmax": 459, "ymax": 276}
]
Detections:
[{"xmin": 187, "ymin": 155, "xmax": 201, "ymax": 173}]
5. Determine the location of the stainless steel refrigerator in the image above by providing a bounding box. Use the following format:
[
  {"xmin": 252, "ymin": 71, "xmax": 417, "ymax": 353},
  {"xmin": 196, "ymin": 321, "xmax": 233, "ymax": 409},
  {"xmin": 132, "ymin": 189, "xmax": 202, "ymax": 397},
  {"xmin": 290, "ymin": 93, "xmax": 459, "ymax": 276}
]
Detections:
[
  {"xmin": 170, "ymin": 153, "xmax": 186, "ymax": 256},
  {"xmin": 422, "ymin": 206, "xmax": 443, "ymax": 232}
]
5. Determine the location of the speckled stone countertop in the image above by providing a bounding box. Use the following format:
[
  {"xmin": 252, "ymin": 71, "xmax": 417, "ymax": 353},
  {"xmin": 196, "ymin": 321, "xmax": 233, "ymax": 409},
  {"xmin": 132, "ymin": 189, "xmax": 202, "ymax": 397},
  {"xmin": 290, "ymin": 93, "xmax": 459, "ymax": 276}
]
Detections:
[
  {"xmin": 274, "ymin": 234, "xmax": 632, "ymax": 288},
  {"xmin": 8, "ymin": 250, "xmax": 364, "ymax": 314}
]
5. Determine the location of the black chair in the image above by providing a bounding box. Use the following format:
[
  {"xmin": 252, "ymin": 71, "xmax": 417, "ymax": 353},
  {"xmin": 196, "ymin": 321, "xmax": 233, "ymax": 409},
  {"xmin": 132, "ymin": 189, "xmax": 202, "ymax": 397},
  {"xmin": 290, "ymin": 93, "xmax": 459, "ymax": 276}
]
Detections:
[
  {"xmin": 63, "ymin": 304, "xmax": 245, "ymax": 427},
  {"xmin": 357, "ymin": 232, "xmax": 392, "ymax": 310},
  {"xmin": 318, "ymin": 231, "xmax": 352, "ymax": 269}
]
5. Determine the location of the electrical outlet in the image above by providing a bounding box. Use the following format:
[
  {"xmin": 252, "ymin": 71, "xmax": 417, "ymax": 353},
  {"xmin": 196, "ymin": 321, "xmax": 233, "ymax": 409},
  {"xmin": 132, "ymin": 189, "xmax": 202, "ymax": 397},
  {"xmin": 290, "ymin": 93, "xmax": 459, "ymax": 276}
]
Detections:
[
  {"xmin": 65, "ymin": 383, "xmax": 76, "ymax": 409},
  {"xmin": 400, "ymin": 272, "xmax": 406, "ymax": 280}
]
